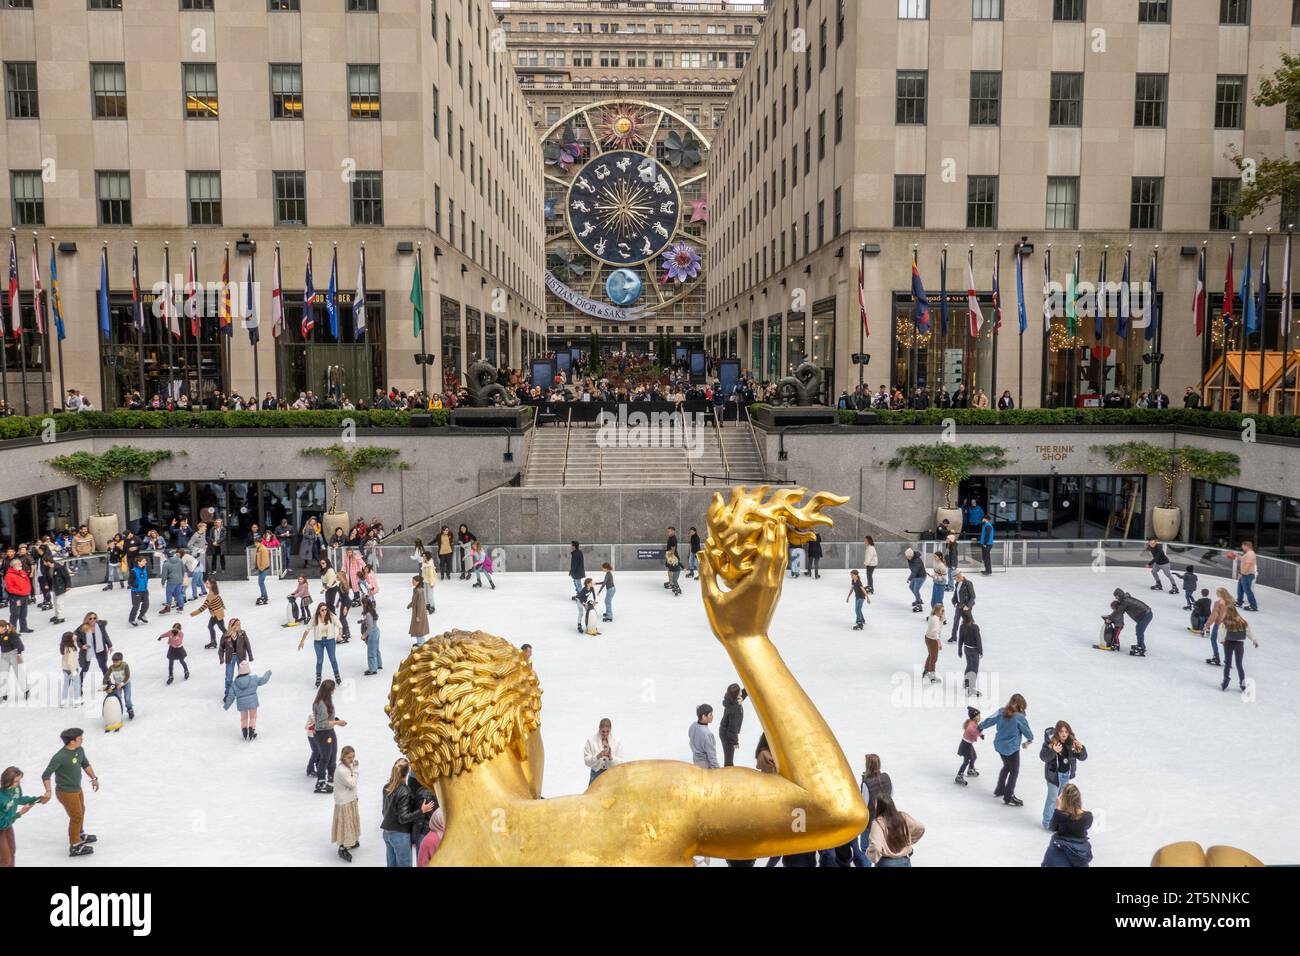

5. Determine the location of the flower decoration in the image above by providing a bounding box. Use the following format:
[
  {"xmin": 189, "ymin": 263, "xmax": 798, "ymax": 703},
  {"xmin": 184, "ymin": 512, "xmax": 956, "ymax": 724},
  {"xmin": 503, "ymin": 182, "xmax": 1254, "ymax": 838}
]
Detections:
[
  {"xmin": 543, "ymin": 123, "xmax": 584, "ymax": 169},
  {"xmin": 689, "ymin": 197, "xmax": 709, "ymax": 223},
  {"xmin": 662, "ymin": 130, "xmax": 702, "ymax": 169},
  {"xmin": 598, "ymin": 105, "xmax": 648, "ymax": 150},
  {"xmin": 661, "ymin": 241, "xmax": 702, "ymax": 284}
]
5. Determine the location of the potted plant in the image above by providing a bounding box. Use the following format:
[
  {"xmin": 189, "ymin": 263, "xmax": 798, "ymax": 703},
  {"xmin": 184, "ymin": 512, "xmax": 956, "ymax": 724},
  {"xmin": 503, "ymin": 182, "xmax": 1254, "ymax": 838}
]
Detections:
[
  {"xmin": 887, "ymin": 444, "xmax": 1012, "ymax": 531},
  {"xmin": 1092, "ymin": 441, "xmax": 1241, "ymax": 541},
  {"xmin": 48, "ymin": 446, "xmax": 175, "ymax": 549},
  {"xmin": 300, "ymin": 444, "xmax": 408, "ymax": 539}
]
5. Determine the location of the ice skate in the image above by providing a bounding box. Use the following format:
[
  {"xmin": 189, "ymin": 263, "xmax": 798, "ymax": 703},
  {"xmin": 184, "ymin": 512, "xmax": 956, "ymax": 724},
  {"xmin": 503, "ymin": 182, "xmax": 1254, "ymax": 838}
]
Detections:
[
  {"xmin": 69, "ymin": 842, "xmax": 95, "ymax": 857},
  {"xmin": 954, "ymin": 774, "xmax": 968, "ymax": 786}
]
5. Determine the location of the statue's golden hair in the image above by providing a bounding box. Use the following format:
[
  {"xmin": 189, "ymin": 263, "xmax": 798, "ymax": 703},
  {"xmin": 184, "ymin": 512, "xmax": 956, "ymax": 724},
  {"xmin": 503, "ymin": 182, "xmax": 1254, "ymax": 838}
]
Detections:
[{"xmin": 385, "ymin": 630, "xmax": 542, "ymax": 786}]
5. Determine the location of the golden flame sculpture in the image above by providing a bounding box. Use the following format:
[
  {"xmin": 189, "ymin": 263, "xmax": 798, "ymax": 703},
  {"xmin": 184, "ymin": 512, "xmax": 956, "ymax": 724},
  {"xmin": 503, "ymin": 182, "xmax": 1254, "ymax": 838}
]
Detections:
[{"xmin": 385, "ymin": 485, "xmax": 864, "ymax": 866}]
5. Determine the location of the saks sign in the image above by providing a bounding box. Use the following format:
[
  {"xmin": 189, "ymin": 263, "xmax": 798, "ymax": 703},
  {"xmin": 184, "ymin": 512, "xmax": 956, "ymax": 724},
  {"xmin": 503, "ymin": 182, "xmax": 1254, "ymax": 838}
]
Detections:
[{"xmin": 543, "ymin": 270, "xmax": 649, "ymax": 322}]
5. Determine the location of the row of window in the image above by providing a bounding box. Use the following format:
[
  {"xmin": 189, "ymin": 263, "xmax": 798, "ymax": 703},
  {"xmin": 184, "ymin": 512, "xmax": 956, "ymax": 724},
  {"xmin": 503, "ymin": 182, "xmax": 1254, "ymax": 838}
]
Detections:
[
  {"xmin": 516, "ymin": 50, "xmax": 739, "ymax": 70},
  {"xmin": 505, "ymin": 21, "xmax": 755, "ymax": 35},
  {"xmin": 897, "ymin": 0, "xmax": 1250, "ymax": 25},
  {"xmin": 0, "ymin": 0, "xmax": 377, "ymax": 10}
]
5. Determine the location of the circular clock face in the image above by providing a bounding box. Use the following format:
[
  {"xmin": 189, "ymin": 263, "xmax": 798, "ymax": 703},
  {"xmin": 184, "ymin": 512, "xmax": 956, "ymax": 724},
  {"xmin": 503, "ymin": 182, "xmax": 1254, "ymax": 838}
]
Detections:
[{"xmin": 565, "ymin": 149, "xmax": 682, "ymax": 267}]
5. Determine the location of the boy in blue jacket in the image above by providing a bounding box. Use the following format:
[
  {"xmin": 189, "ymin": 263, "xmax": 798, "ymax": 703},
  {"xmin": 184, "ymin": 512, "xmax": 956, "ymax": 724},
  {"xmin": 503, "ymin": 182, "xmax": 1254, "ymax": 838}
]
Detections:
[{"xmin": 127, "ymin": 556, "xmax": 150, "ymax": 626}]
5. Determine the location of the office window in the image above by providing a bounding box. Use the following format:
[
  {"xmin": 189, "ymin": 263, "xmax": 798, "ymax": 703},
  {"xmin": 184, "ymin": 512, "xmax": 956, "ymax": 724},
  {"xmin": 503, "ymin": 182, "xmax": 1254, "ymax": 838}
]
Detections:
[
  {"xmin": 182, "ymin": 63, "xmax": 218, "ymax": 119},
  {"xmin": 181, "ymin": 0, "xmax": 214, "ymax": 8},
  {"xmin": 1130, "ymin": 176, "xmax": 1163, "ymax": 230},
  {"xmin": 1053, "ymin": 0, "xmax": 1084, "ymax": 20},
  {"xmin": 899, "ymin": 0, "xmax": 928, "ymax": 17},
  {"xmin": 1049, "ymin": 72, "xmax": 1083, "ymax": 127},
  {"xmin": 446, "ymin": 108, "xmax": 453, "ymax": 156},
  {"xmin": 969, "ymin": 71, "xmax": 1001, "ymax": 126},
  {"xmin": 187, "ymin": 171, "xmax": 222, "ymax": 226},
  {"xmin": 347, "ymin": 0, "xmax": 377, "ymax": 10},
  {"xmin": 273, "ymin": 170, "xmax": 306, "ymax": 226},
  {"xmin": 3, "ymin": 0, "xmax": 33, "ymax": 7},
  {"xmin": 431, "ymin": 84, "xmax": 439, "ymax": 138},
  {"xmin": 896, "ymin": 70, "xmax": 927, "ymax": 124},
  {"xmin": 3, "ymin": 62, "xmax": 38, "ymax": 119},
  {"xmin": 1045, "ymin": 176, "xmax": 1079, "ymax": 230},
  {"xmin": 91, "ymin": 62, "xmax": 127, "ymax": 118},
  {"xmin": 88, "ymin": 0, "xmax": 122, "ymax": 8},
  {"xmin": 269, "ymin": 0, "xmax": 299, "ymax": 9},
  {"xmin": 967, "ymin": 175, "xmax": 998, "ymax": 229},
  {"xmin": 10, "ymin": 171, "xmax": 44, "ymax": 226},
  {"xmin": 270, "ymin": 64, "xmax": 303, "ymax": 119},
  {"xmin": 1294, "ymin": 0, "xmax": 1300, "ymax": 25},
  {"xmin": 348, "ymin": 64, "xmax": 380, "ymax": 119},
  {"xmin": 96, "ymin": 171, "xmax": 132, "ymax": 225},
  {"xmin": 833, "ymin": 187, "xmax": 842, "ymax": 236},
  {"xmin": 817, "ymin": 200, "xmax": 825, "ymax": 247},
  {"xmin": 804, "ymin": 129, "xmax": 811, "ymax": 175},
  {"xmin": 351, "ymin": 171, "xmax": 384, "ymax": 225},
  {"xmin": 1215, "ymin": 75, "xmax": 1245, "ymax": 129},
  {"xmin": 819, "ymin": 20, "xmax": 827, "ymax": 70},
  {"xmin": 818, "ymin": 110, "xmax": 826, "ymax": 159},
  {"xmin": 1134, "ymin": 73, "xmax": 1167, "ymax": 128},
  {"xmin": 972, "ymin": 0, "xmax": 1002, "ymax": 18},
  {"xmin": 1137, "ymin": 0, "xmax": 1169, "ymax": 22},
  {"xmin": 894, "ymin": 174, "xmax": 925, "ymax": 228},
  {"xmin": 1220, "ymin": 0, "xmax": 1249, "ymax": 25},
  {"xmin": 835, "ymin": 89, "xmax": 844, "ymax": 142},
  {"xmin": 1210, "ymin": 178, "xmax": 1241, "ymax": 232},
  {"xmin": 837, "ymin": 0, "xmax": 846, "ymax": 43}
]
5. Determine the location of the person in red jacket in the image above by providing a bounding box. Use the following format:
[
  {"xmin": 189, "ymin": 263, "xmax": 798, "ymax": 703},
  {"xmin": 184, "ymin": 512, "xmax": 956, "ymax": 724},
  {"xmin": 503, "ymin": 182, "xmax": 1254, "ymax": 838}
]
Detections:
[{"xmin": 3, "ymin": 560, "xmax": 34, "ymax": 634}]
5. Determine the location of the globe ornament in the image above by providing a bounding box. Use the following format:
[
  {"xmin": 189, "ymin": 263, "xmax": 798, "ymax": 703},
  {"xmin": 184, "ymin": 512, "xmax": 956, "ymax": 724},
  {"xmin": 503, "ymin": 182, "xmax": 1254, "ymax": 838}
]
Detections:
[{"xmin": 606, "ymin": 269, "xmax": 644, "ymax": 307}]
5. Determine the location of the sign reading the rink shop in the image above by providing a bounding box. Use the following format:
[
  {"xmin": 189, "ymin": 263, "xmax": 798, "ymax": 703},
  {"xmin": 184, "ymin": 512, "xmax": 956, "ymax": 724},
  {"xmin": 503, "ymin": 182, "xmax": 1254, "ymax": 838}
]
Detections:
[
  {"xmin": 1036, "ymin": 444, "xmax": 1075, "ymax": 462},
  {"xmin": 544, "ymin": 270, "xmax": 650, "ymax": 322}
]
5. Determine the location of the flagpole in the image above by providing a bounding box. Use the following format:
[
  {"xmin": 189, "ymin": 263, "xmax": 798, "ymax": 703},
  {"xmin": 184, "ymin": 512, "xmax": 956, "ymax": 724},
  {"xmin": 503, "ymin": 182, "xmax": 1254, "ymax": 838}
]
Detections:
[
  {"xmin": 102, "ymin": 241, "xmax": 111, "ymax": 408},
  {"xmin": 909, "ymin": 245, "xmax": 918, "ymax": 395},
  {"xmin": 50, "ymin": 239, "xmax": 65, "ymax": 412},
  {"xmin": 223, "ymin": 242, "xmax": 233, "ymax": 398},
  {"xmin": 1283, "ymin": 227, "xmax": 1294, "ymax": 416},
  {"xmin": 1259, "ymin": 231, "xmax": 1270, "ymax": 414},
  {"xmin": 1240, "ymin": 234, "xmax": 1252, "ymax": 412},
  {"xmin": 33, "ymin": 234, "xmax": 50, "ymax": 414},
  {"xmin": 1017, "ymin": 241, "xmax": 1024, "ymax": 409},
  {"xmin": 990, "ymin": 245, "xmax": 1000, "ymax": 402},
  {"xmin": 417, "ymin": 243, "xmax": 428, "ymax": 396},
  {"xmin": 12, "ymin": 229, "xmax": 31, "ymax": 415},
  {"xmin": 857, "ymin": 244, "xmax": 865, "ymax": 395},
  {"xmin": 0, "ymin": 233, "xmax": 9, "ymax": 411},
  {"xmin": 333, "ymin": 241, "xmax": 341, "ymax": 403},
  {"xmin": 1219, "ymin": 238, "xmax": 1235, "ymax": 411},
  {"xmin": 250, "ymin": 240, "xmax": 260, "ymax": 406},
  {"xmin": 164, "ymin": 242, "xmax": 175, "ymax": 405}
]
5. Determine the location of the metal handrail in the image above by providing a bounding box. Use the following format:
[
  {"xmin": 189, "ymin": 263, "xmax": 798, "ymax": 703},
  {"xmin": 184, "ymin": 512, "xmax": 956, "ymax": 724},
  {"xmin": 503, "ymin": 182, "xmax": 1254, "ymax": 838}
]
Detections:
[
  {"xmin": 712, "ymin": 405, "xmax": 731, "ymax": 480},
  {"xmin": 561, "ymin": 406, "xmax": 573, "ymax": 487},
  {"xmin": 746, "ymin": 412, "xmax": 768, "ymax": 475}
]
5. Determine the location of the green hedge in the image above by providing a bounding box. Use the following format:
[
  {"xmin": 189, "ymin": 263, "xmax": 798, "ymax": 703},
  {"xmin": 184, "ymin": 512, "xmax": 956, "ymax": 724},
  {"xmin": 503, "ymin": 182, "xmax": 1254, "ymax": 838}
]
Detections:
[
  {"xmin": 831, "ymin": 407, "xmax": 1300, "ymax": 436},
  {"xmin": 0, "ymin": 408, "xmax": 449, "ymax": 440}
]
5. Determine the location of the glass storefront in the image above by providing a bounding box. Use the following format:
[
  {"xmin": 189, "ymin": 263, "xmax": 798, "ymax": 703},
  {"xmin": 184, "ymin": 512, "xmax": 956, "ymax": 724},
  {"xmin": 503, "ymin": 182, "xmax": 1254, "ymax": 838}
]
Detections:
[
  {"xmin": 960, "ymin": 474, "xmax": 1146, "ymax": 540},
  {"xmin": 466, "ymin": 307, "xmax": 482, "ymax": 363},
  {"xmin": 766, "ymin": 313, "xmax": 781, "ymax": 381},
  {"xmin": 0, "ymin": 486, "xmax": 78, "ymax": 545},
  {"xmin": 440, "ymin": 296, "xmax": 461, "ymax": 391},
  {"xmin": 1043, "ymin": 297, "xmax": 1157, "ymax": 408},
  {"xmin": 749, "ymin": 321, "xmax": 762, "ymax": 376},
  {"xmin": 276, "ymin": 291, "xmax": 385, "ymax": 404},
  {"xmin": 125, "ymin": 478, "xmax": 326, "ymax": 551},
  {"xmin": 785, "ymin": 311, "xmax": 806, "ymax": 372},
  {"xmin": 811, "ymin": 297, "xmax": 835, "ymax": 401},
  {"xmin": 101, "ymin": 290, "xmax": 225, "ymax": 408},
  {"xmin": 892, "ymin": 291, "xmax": 996, "ymax": 401},
  {"xmin": 1191, "ymin": 480, "xmax": 1300, "ymax": 558},
  {"xmin": 485, "ymin": 313, "xmax": 498, "ymax": 365}
]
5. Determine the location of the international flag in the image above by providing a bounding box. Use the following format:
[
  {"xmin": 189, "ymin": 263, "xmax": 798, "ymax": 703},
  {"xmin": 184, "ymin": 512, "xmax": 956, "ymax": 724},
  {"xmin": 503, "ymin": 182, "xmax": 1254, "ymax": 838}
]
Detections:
[
  {"xmin": 1254, "ymin": 236, "xmax": 1270, "ymax": 337},
  {"xmin": 1095, "ymin": 250, "xmax": 1107, "ymax": 340},
  {"xmin": 939, "ymin": 248, "xmax": 949, "ymax": 336},
  {"xmin": 220, "ymin": 248, "xmax": 233, "ymax": 337},
  {"xmin": 857, "ymin": 245, "xmax": 870, "ymax": 338},
  {"xmin": 1065, "ymin": 250, "xmax": 1079, "ymax": 337},
  {"xmin": 1042, "ymin": 246, "xmax": 1053, "ymax": 337},
  {"xmin": 1241, "ymin": 237, "xmax": 1255, "ymax": 337},
  {"xmin": 910, "ymin": 253, "xmax": 930, "ymax": 332},
  {"xmin": 1145, "ymin": 251, "xmax": 1160, "ymax": 343},
  {"xmin": 30, "ymin": 239, "xmax": 44, "ymax": 335},
  {"xmin": 1015, "ymin": 243, "xmax": 1027, "ymax": 334},
  {"xmin": 244, "ymin": 255, "xmax": 259, "ymax": 346},
  {"xmin": 162, "ymin": 247, "xmax": 180, "ymax": 339},
  {"xmin": 271, "ymin": 245, "xmax": 284, "ymax": 339},
  {"xmin": 130, "ymin": 245, "xmax": 145, "ymax": 335},
  {"xmin": 185, "ymin": 245, "xmax": 199, "ymax": 337},
  {"xmin": 98, "ymin": 246, "xmax": 110, "ymax": 338},
  {"xmin": 991, "ymin": 248, "xmax": 1002, "ymax": 333},
  {"xmin": 1283, "ymin": 233, "xmax": 1293, "ymax": 338},
  {"xmin": 966, "ymin": 250, "xmax": 984, "ymax": 337},
  {"xmin": 410, "ymin": 248, "xmax": 424, "ymax": 338},
  {"xmin": 325, "ymin": 247, "xmax": 339, "ymax": 340},
  {"xmin": 1118, "ymin": 250, "xmax": 1131, "ymax": 340},
  {"xmin": 6, "ymin": 234, "xmax": 19, "ymax": 337},
  {"xmin": 354, "ymin": 246, "xmax": 368, "ymax": 342},
  {"xmin": 302, "ymin": 247, "xmax": 317, "ymax": 339},
  {"xmin": 1224, "ymin": 242, "xmax": 1236, "ymax": 329},
  {"xmin": 1193, "ymin": 247, "xmax": 1207, "ymax": 337},
  {"xmin": 49, "ymin": 242, "xmax": 65, "ymax": 342}
]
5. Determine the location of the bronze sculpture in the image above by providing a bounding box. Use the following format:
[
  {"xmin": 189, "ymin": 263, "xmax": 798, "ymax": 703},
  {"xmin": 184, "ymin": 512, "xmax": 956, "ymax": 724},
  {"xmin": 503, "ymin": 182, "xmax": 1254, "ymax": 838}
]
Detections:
[
  {"xmin": 773, "ymin": 361, "xmax": 826, "ymax": 406},
  {"xmin": 463, "ymin": 359, "xmax": 520, "ymax": 408}
]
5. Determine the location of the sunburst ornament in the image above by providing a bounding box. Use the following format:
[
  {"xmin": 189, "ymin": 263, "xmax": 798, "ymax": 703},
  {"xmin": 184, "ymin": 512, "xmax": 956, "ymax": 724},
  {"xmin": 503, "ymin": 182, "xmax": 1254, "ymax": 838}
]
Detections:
[{"xmin": 599, "ymin": 105, "xmax": 648, "ymax": 150}]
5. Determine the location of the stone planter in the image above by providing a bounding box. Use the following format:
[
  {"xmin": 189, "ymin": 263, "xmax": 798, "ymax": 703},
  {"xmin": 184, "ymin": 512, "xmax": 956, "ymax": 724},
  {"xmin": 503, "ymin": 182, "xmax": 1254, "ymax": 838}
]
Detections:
[
  {"xmin": 322, "ymin": 511, "xmax": 350, "ymax": 540},
  {"xmin": 1151, "ymin": 506, "xmax": 1181, "ymax": 542},
  {"xmin": 937, "ymin": 507, "xmax": 964, "ymax": 535},
  {"xmin": 88, "ymin": 514, "xmax": 119, "ymax": 551}
]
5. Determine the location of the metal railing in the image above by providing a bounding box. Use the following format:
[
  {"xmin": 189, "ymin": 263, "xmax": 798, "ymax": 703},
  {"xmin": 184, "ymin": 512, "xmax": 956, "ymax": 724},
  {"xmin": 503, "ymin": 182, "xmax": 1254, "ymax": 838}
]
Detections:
[
  {"xmin": 560, "ymin": 406, "xmax": 574, "ymax": 486},
  {"xmin": 712, "ymin": 405, "xmax": 731, "ymax": 480}
]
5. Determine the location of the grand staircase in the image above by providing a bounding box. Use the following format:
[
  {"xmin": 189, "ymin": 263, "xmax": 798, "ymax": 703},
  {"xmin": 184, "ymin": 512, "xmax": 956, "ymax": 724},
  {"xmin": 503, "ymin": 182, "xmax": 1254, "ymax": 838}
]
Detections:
[{"xmin": 523, "ymin": 416, "xmax": 767, "ymax": 488}]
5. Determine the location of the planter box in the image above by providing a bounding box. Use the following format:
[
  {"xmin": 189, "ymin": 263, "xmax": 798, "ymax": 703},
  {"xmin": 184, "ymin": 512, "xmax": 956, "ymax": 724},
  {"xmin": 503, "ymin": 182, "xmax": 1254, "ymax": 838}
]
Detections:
[
  {"xmin": 751, "ymin": 405, "xmax": 839, "ymax": 428},
  {"xmin": 449, "ymin": 407, "xmax": 533, "ymax": 429}
]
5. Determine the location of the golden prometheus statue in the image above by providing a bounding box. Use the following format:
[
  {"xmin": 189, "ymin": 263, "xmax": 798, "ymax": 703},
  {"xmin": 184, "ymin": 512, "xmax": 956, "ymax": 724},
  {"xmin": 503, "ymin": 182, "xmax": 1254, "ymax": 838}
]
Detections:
[{"xmin": 385, "ymin": 485, "xmax": 865, "ymax": 866}]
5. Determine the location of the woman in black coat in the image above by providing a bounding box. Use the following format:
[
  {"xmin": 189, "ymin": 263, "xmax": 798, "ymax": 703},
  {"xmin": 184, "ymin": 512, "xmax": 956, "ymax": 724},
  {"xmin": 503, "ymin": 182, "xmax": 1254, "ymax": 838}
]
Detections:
[
  {"xmin": 1039, "ymin": 720, "xmax": 1088, "ymax": 830},
  {"xmin": 805, "ymin": 533, "xmax": 823, "ymax": 579},
  {"xmin": 957, "ymin": 611, "xmax": 984, "ymax": 697},
  {"xmin": 381, "ymin": 757, "xmax": 432, "ymax": 867},
  {"xmin": 456, "ymin": 524, "xmax": 477, "ymax": 580},
  {"xmin": 718, "ymin": 683, "xmax": 747, "ymax": 767}
]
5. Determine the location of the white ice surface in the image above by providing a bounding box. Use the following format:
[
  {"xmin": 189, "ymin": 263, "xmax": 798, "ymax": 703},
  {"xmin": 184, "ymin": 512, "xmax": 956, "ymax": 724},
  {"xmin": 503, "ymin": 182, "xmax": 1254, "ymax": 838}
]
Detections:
[{"xmin": 3, "ymin": 566, "xmax": 1296, "ymax": 866}]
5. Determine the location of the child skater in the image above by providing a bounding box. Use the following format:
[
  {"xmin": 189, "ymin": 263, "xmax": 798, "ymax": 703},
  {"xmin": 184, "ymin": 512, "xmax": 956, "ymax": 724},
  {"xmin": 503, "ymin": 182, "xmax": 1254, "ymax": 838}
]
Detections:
[
  {"xmin": 470, "ymin": 541, "xmax": 496, "ymax": 590},
  {"xmin": 665, "ymin": 550, "xmax": 683, "ymax": 596},
  {"xmin": 577, "ymin": 577, "xmax": 596, "ymax": 634},
  {"xmin": 157, "ymin": 623, "xmax": 189, "ymax": 684},
  {"xmin": 419, "ymin": 552, "xmax": 437, "ymax": 614},
  {"xmin": 223, "ymin": 661, "xmax": 272, "ymax": 741},
  {"xmin": 1173, "ymin": 564, "xmax": 1198, "ymax": 610},
  {"xmin": 285, "ymin": 575, "xmax": 311, "ymax": 627},
  {"xmin": 58, "ymin": 633, "xmax": 79, "ymax": 707},
  {"xmin": 846, "ymin": 569, "xmax": 869, "ymax": 630},
  {"xmin": 597, "ymin": 563, "xmax": 615, "ymax": 623},
  {"xmin": 955, "ymin": 707, "xmax": 984, "ymax": 785}
]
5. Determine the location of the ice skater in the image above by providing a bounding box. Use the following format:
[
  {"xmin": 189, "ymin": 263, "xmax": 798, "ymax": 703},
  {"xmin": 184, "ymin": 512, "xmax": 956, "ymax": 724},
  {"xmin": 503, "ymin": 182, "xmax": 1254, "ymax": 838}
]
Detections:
[
  {"xmin": 846, "ymin": 570, "xmax": 869, "ymax": 630},
  {"xmin": 190, "ymin": 579, "xmax": 227, "ymax": 649},
  {"xmin": 58, "ymin": 633, "xmax": 79, "ymax": 707},
  {"xmin": 597, "ymin": 563, "xmax": 615, "ymax": 622},
  {"xmin": 1039, "ymin": 721, "xmax": 1087, "ymax": 830},
  {"xmin": 285, "ymin": 575, "xmax": 312, "ymax": 627},
  {"xmin": 1219, "ymin": 603, "xmax": 1260, "ymax": 693},
  {"xmin": 1108, "ymin": 588, "xmax": 1153, "ymax": 657},
  {"xmin": 948, "ymin": 571, "xmax": 975, "ymax": 643},
  {"xmin": 157, "ymin": 623, "xmax": 190, "ymax": 684},
  {"xmin": 407, "ymin": 575, "xmax": 429, "ymax": 646},
  {"xmin": 1235, "ymin": 540, "xmax": 1259, "ymax": 612},
  {"xmin": 360, "ymin": 596, "xmax": 382, "ymax": 676},
  {"xmin": 419, "ymin": 551, "xmax": 437, "ymax": 613},
  {"xmin": 469, "ymin": 541, "xmax": 495, "ymax": 589},
  {"xmin": 787, "ymin": 539, "xmax": 804, "ymax": 578},
  {"xmin": 223, "ymin": 661, "xmax": 272, "ymax": 740},
  {"xmin": 1145, "ymin": 538, "xmax": 1178, "ymax": 593},
  {"xmin": 956, "ymin": 608, "xmax": 983, "ymax": 696},
  {"xmin": 665, "ymin": 550, "xmax": 683, "ymax": 596},
  {"xmin": 905, "ymin": 548, "xmax": 926, "ymax": 612},
  {"xmin": 922, "ymin": 603, "xmax": 944, "ymax": 683},
  {"xmin": 300, "ymin": 604, "xmax": 342, "ymax": 688},
  {"xmin": 0, "ymin": 766, "xmax": 49, "ymax": 867},
  {"xmin": 1188, "ymin": 588, "xmax": 1212, "ymax": 633},
  {"xmin": 126, "ymin": 556, "xmax": 150, "ymax": 627},
  {"xmin": 218, "ymin": 619, "xmax": 254, "ymax": 702},
  {"xmin": 1172, "ymin": 564, "xmax": 1198, "ymax": 609},
  {"xmin": 1203, "ymin": 586, "xmax": 1233, "ymax": 666},
  {"xmin": 929, "ymin": 551, "xmax": 948, "ymax": 608},
  {"xmin": 576, "ymin": 577, "xmax": 596, "ymax": 634},
  {"xmin": 1041, "ymin": 784, "xmax": 1093, "ymax": 867},
  {"xmin": 103, "ymin": 652, "xmax": 134, "ymax": 724},
  {"xmin": 865, "ymin": 795, "xmax": 925, "ymax": 867},
  {"xmin": 805, "ymin": 532, "xmax": 822, "ymax": 578},
  {"xmin": 719, "ymin": 684, "xmax": 747, "ymax": 767},
  {"xmin": 0, "ymin": 621, "xmax": 29, "ymax": 703},
  {"xmin": 686, "ymin": 526, "xmax": 702, "ymax": 579},
  {"xmin": 41, "ymin": 728, "xmax": 99, "ymax": 857},
  {"xmin": 333, "ymin": 746, "xmax": 360, "ymax": 862},
  {"xmin": 862, "ymin": 536, "xmax": 878, "ymax": 593},
  {"xmin": 955, "ymin": 707, "xmax": 983, "ymax": 785},
  {"xmin": 978, "ymin": 694, "xmax": 1034, "ymax": 807},
  {"xmin": 311, "ymin": 680, "xmax": 347, "ymax": 794}
]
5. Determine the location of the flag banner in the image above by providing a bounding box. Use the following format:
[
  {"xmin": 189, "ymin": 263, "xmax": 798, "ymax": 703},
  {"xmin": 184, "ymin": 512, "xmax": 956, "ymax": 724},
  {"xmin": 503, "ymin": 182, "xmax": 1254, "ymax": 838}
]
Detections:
[
  {"xmin": 31, "ymin": 239, "xmax": 44, "ymax": 336},
  {"xmin": 1145, "ymin": 251, "xmax": 1160, "ymax": 343},
  {"xmin": 911, "ymin": 253, "xmax": 930, "ymax": 332},
  {"xmin": 185, "ymin": 245, "xmax": 199, "ymax": 337},
  {"xmin": 302, "ymin": 247, "xmax": 317, "ymax": 339},
  {"xmin": 7, "ymin": 234, "xmax": 20, "ymax": 337},
  {"xmin": 1241, "ymin": 237, "xmax": 1255, "ymax": 337},
  {"xmin": 98, "ymin": 247, "xmax": 110, "ymax": 338},
  {"xmin": 1065, "ymin": 250, "xmax": 1078, "ymax": 337},
  {"xmin": 992, "ymin": 248, "xmax": 1002, "ymax": 333},
  {"xmin": 1015, "ymin": 244, "xmax": 1027, "ymax": 334},
  {"xmin": 857, "ymin": 246, "xmax": 870, "ymax": 339},
  {"xmin": 131, "ymin": 245, "xmax": 145, "ymax": 335},
  {"xmin": 354, "ymin": 246, "xmax": 367, "ymax": 342},
  {"xmin": 1254, "ymin": 237, "xmax": 1270, "ymax": 338},
  {"xmin": 1283, "ymin": 233, "xmax": 1293, "ymax": 337},
  {"xmin": 1224, "ymin": 242, "xmax": 1236, "ymax": 330},
  {"xmin": 1118, "ymin": 251, "xmax": 1131, "ymax": 340},
  {"xmin": 1041, "ymin": 247, "xmax": 1052, "ymax": 337},
  {"xmin": 244, "ymin": 255, "xmax": 258, "ymax": 345},
  {"xmin": 164, "ymin": 250, "xmax": 180, "ymax": 340},
  {"xmin": 410, "ymin": 249, "xmax": 425, "ymax": 338},
  {"xmin": 49, "ymin": 242, "xmax": 65, "ymax": 342},
  {"xmin": 939, "ymin": 249, "xmax": 949, "ymax": 336},
  {"xmin": 326, "ymin": 247, "xmax": 339, "ymax": 340},
  {"xmin": 1193, "ymin": 247, "xmax": 1206, "ymax": 337},
  {"xmin": 220, "ymin": 249, "xmax": 233, "ymax": 337},
  {"xmin": 1095, "ymin": 251, "xmax": 1107, "ymax": 340},
  {"xmin": 966, "ymin": 250, "xmax": 984, "ymax": 336},
  {"xmin": 271, "ymin": 246, "xmax": 284, "ymax": 339}
]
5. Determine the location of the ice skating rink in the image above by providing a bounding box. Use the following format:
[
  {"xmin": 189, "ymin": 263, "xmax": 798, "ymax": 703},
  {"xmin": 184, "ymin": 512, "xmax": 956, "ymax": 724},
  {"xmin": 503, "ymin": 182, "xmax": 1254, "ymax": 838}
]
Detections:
[{"xmin": 4, "ymin": 566, "xmax": 1297, "ymax": 867}]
